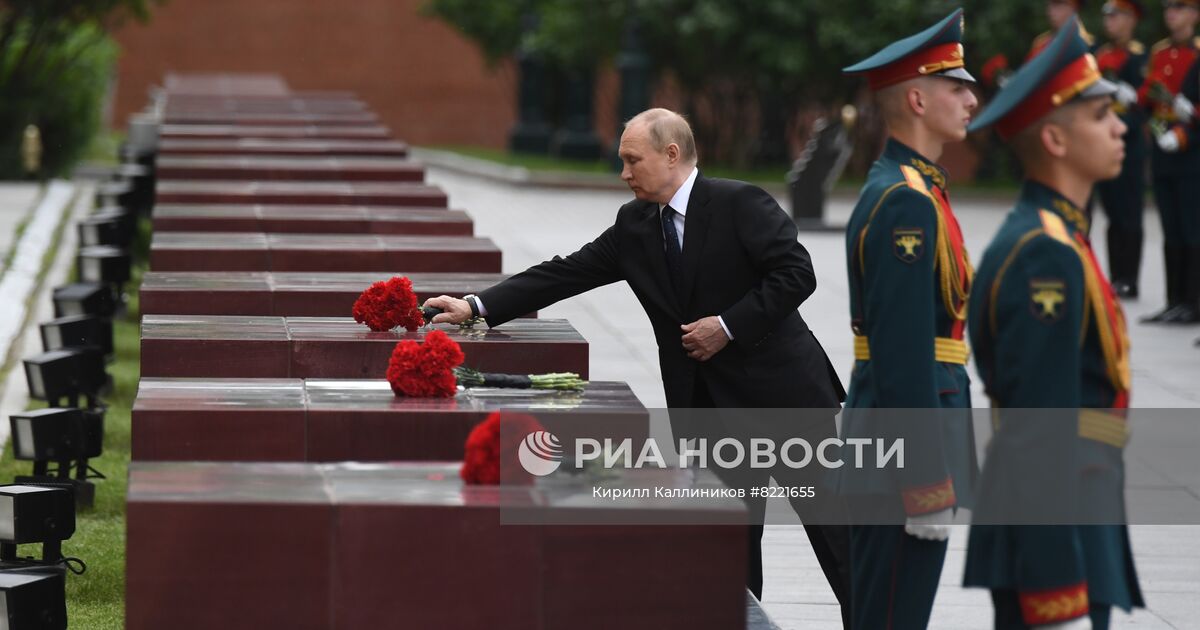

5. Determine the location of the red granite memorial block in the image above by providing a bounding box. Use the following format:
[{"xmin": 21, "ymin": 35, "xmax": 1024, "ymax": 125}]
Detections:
[
  {"xmin": 154, "ymin": 181, "xmax": 447, "ymax": 207},
  {"xmin": 151, "ymin": 205, "xmax": 471, "ymax": 235},
  {"xmin": 140, "ymin": 316, "xmax": 588, "ymax": 378},
  {"xmin": 131, "ymin": 379, "xmax": 307, "ymax": 461},
  {"xmin": 139, "ymin": 315, "xmax": 291, "ymax": 378},
  {"xmin": 153, "ymin": 156, "xmax": 424, "ymax": 182},
  {"xmin": 304, "ymin": 380, "xmax": 644, "ymax": 461},
  {"xmin": 139, "ymin": 272, "xmax": 524, "ymax": 317},
  {"xmin": 162, "ymin": 111, "xmax": 379, "ymax": 126},
  {"xmin": 149, "ymin": 233, "xmax": 501, "ymax": 273},
  {"xmin": 157, "ymin": 138, "xmax": 409, "ymax": 158},
  {"xmin": 287, "ymin": 318, "xmax": 587, "ymax": 379},
  {"xmin": 126, "ymin": 461, "xmax": 746, "ymax": 630},
  {"xmin": 131, "ymin": 380, "xmax": 644, "ymax": 463},
  {"xmin": 158, "ymin": 124, "xmax": 392, "ymax": 140},
  {"xmin": 126, "ymin": 463, "xmax": 334, "ymax": 630}
]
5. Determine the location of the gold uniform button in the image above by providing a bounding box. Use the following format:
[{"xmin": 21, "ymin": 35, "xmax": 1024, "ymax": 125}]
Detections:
[
  {"xmin": 1166, "ymin": 65, "xmax": 1175, "ymax": 76},
  {"xmin": 1171, "ymin": 49, "xmax": 1179, "ymax": 59}
]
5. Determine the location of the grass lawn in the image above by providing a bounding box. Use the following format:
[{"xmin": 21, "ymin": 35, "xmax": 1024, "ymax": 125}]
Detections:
[{"xmin": 0, "ymin": 222, "xmax": 147, "ymax": 629}]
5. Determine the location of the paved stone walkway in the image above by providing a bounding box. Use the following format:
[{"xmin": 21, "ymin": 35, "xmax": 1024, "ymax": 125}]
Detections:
[{"xmin": 426, "ymin": 165, "xmax": 1200, "ymax": 629}]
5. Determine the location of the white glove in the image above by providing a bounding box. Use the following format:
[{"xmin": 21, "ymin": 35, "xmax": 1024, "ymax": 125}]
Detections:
[
  {"xmin": 1157, "ymin": 129, "xmax": 1182, "ymax": 153},
  {"xmin": 904, "ymin": 508, "xmax": 954, "ymax": 541},
  {"xmin": 1034, "ymin": 616, "xmax": 1092, "ymax": 630},
  {"xmin": 1174, "ymin": 93, "xmax": 1196, "ymax": 122},
  {"xmin": 1116, "ymin": 82, "xmax": 1139, "ymax": 107}
]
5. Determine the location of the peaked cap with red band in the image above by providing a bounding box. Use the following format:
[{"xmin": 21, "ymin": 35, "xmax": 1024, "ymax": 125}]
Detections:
[
  {"xmin": 843, "ymin": 8, "xmax": 976, "ymax": 90},
  {"xmin": 968, "ymin": 16, "xmax": 1118, "ymax": 139}
]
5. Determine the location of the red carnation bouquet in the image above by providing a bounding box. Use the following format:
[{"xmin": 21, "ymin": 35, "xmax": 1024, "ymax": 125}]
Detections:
[
  {"xmin": 352, "ymin": 276, "xmax": 425, "ymax": 332},
  {"xmin": 460, "ymin": 411, "xmax": 544, "ymax": 485},
  {"xmin": 386, "ymin": 330, "xmax": 585, "ymax": 398}
]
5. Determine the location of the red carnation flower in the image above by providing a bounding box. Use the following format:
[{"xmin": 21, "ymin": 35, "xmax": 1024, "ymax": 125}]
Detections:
[
  {"xmin": 461, "ymin": 411, "xmax": 544, "ymax": 486},
  {"xmin": 352, "ymin": 276, "xmax": 423, "ymax": 332},
  {"xmin": 386, "ymin": 330, "xmax": 465, "ymax": 398}
]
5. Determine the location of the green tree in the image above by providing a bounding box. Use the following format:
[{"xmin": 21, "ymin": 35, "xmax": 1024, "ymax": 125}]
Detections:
[{"xmin": 0, "ymin": 0, "xmax": 161, "ymax": 178}]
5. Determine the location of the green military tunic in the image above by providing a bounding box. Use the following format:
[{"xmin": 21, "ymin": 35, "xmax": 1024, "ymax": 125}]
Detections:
[{"xmin": 964, "ymin": 180, "xmax": 1144, "ymax": 627}]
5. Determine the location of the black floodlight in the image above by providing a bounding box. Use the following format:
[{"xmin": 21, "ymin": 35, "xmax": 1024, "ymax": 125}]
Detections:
[
  {"xmin": 114, "ymin": 162, "xmax": 155, "ymax": 215},
  {"xmin": 0, "ymin": 486, "xmax": 75, "ymax": 547},
  {"xmin": 22, "ymin": 348, "xmax": 107, "ymax": 408},
  {"xmin": 39, "ymin": 315, "xmax": 113, "ymax": 357},
  {"xmin": 0, "ymin": 570, "xmax": 67, "ymax": 630},
  {"xmin": 93, "ymin": 179, "xmax": 136, "ymax": 213},
  {"xmin": 76, "ymin": 245, "xmax": 131, "ymax": 287},
  {"xmin": 51, "ymin": 283, "xmax": 115, "ymax": 319},
  {"xmin": 9, "ymin": 408, "xmax": 103, "ymax": 466},
  {"xmin": 77, "ymin": 211, "xmax": 133, "ymax": 248}
]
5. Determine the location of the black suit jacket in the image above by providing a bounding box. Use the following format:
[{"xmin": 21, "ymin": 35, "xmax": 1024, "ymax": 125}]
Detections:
[{"xmin": 478, "ymin": 174, "xmax": 845, "ymax": 409}]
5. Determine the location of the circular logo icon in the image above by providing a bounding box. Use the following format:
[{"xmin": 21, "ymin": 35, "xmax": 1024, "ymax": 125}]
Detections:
[{"xmin": 518, "ymin": 430, "xmax": 563, "ymax": 476}]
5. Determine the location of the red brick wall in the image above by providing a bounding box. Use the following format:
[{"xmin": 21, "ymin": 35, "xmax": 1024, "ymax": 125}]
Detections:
[{"xmin": 113, "ymin": 0, "xmax": 518, "ymax": 148}]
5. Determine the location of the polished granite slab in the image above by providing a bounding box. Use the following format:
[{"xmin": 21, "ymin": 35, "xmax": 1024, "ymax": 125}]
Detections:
[
  {"xmin": 149, "ymin": 232, "xmax": 500, "ymax": 273},
  {"xmin": 151, "ymin": 204, "xmax": 471, "ymax": 235},
  {"xmin": 162, "ymin": 111, "xmax": 379, "ymax": 126},
  {"xmin": 155, "ymin": 180, "xmax": 446, "ymax": 206},
  {"xmin": 154, "ymin": 156, "xmax": 424, "ymax": 182},
  {"xmin": 157, "ymin": 138, "xmax": 409, "ymax": 157},
  {"xmin": 139, "ymin": 271, "xmax": 529, "ymax": 317},
  {"xmin": 140, "ymin": 316, "xmax": 588, "ymax": 379},
  {"xmin": 158, "ymin": 124, "xmax": 392, "ymax": 140},
  {"xmin": 133, "ymin": 379, "xmax": 644, "ymax": 462},
  {"xmin": 126, "ymin": 460, "xmax": 745, "ymax": 630},
  {"xmin": 162, "ymin": 93, "xmax": 368, "ymax": 115}
]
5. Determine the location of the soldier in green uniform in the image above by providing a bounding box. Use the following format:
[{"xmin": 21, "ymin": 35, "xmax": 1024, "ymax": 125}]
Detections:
[
  {"xmin": 1139, "ymin": 0, "xmax": 1200, "ymax": 323},
  {"xmin": 963, "ymin": 19, "xmax": 1144, "ymax": 629},
  {"xmin": 839, "ymin": 9, "xmax": 979, "ymax": 629},
  {"xmin": 1095, "ymin": 0, "xmax": 1149, "ymax": 298}
]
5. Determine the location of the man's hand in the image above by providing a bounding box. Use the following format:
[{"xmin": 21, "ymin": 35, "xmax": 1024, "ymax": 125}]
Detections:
[
  {"xmin": 904, "ymin": 508, "xmax": 954, "ymax": 541},
  {"xmin": 422, "ymin": 295, "xmax": 472, "ymax": 325},
  {"xmin": 1034, "ymin": 617, "xmax": 1092, "ymax": 630},
  {"xmin": 680, "ymin": 316, "xmax": 729, "ymax": 362}
]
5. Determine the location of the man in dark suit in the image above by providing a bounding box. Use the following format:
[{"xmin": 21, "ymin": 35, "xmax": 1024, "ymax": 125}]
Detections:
[{"xmin": 424, "ymin": 107, "xmax": 850, "ymax": 621}]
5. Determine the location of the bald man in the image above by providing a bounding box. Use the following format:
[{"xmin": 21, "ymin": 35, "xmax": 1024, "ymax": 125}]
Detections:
[{"xmin": 425, "ymin": 108, "xmax": 851, "ymax": 611}]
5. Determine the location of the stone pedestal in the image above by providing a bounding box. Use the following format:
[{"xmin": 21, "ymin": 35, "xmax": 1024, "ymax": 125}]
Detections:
[
  {"xmin": 139, "ymin": 272, "xmax": 524, "ymax": 317},
  {"xmin": 139, "ymin": 316, "xmax": 589, "ymax": 378},
  {"xmin": 157, "ymin": 138, "xmax": 410, "ymax": 157},
  {"xmin": 132, "ymin": 380, "xmax": 643, "ymax": 462},
  {"xmin": 149, "ymin": 233, "xmax": 501, "ymax": 273},
  {"xmin": 151, "ymin": 205, "xmax": 471, "ymax": 235},
  {"xmin": 154, "ymin": 156, "xmax": 424, "ymax": 182},
  {"xmin": 126, "ymin": 461, "xmax": 747, "ymax": 630},
  {"xmin": 158, "ymin": 124, "xmax": 392, "ymax": 141},
  {"xmin": 154, "ymin": 181, "xmax": 447, "ymax": 206}
]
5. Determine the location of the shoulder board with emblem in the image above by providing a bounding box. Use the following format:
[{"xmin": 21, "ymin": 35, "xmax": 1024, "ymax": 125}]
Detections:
[
  {"xmin": 898, "ymin": 165, "xmax": 932, "ymax": 197},
  {"xmin": 1153, "ymin": 38, "xmax": 1171, "ymax": 54},
  {"xmin": 1193, "ymin": 36, "xmax": 1200, "ymax": 50},
  {"xmin": 1082, "ymin": 28, "xmax": 1095, "ymax": 47},
  {"xmin": 1038, "ymin": 210, "xmax": 1072, "ymax": 245},
  {"xmin": 1129, "ymin": 40, "xmax": 1145, "ymax": 55}
]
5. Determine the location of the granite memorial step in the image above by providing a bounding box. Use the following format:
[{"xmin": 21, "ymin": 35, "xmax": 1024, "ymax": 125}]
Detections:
[
  {"xmin": 158, "ymin": 124, "xmax": 392, "ymax": 141},
  {"xmin": 139, "ymin": 272, "xmax": 530, "ymax": 318},
  {"xmin": 151, "ymin": 205, "xmax": 470, "ymax": 235},
  {"xmin": 154, "ymin": 156, "xmax": 424, "ymax": 182},
  {"xmin": 140, "ymin": 316, "xmax": 588, "ymax": 379},
  {"xmin": 132, "ymin": 379, "xmax": 644, "ymax": 462},
  {"xmin": 155, "ymin": 180, "xmax": 446, "ymax": 206},
  {"xmin": 157, "ymin": 138, "xmax": 409, "ymax": 158},
  {"xmin": 149, "ymin": 233, "xmax": 500, "ymax": 273},
  {"xmin": 162, "ymin": 111, "xmax": 379, "ymax": 126},
  {"xmin": 127, "ymin": 461, "xmax": 746, "ymax": 630}
]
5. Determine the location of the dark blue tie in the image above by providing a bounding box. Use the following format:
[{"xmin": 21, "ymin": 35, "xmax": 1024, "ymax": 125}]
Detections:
[{"xmin": 661, "ymin": 204, "xmax": 684, "ymax": 293}]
